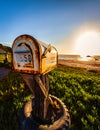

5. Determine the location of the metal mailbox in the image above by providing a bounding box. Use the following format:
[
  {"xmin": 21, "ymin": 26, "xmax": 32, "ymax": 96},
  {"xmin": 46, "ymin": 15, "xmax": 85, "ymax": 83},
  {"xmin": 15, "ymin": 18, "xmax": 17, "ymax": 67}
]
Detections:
[{"xmin": 12, "ymin": 34, "xmax": 58, "ymax": 74}]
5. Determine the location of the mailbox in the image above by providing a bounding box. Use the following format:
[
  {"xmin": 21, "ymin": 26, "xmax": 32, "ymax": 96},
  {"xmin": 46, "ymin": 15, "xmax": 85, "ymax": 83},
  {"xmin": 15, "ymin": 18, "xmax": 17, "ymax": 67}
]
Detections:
[{"xmin": 12, "ymin": 34, "xmax": 58, "ymax": 74}]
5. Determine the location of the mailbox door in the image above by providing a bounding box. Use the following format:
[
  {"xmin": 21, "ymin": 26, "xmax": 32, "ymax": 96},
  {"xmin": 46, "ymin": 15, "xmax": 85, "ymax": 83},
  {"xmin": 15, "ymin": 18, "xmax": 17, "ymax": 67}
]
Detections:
[
  {"xmin": 41, "ymin": 46, "xmax": 58, "ymax": 74},
  {"xmin": 12, "ymin": 35, "xmax": 42, "ymax": 74}
]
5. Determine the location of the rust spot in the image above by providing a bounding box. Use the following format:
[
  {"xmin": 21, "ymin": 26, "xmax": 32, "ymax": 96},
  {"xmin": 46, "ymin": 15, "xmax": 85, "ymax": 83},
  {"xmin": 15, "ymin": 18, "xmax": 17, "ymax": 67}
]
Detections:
[
  {"xmin": 23, "ymin": 63, "xmax": 33, "ymax": 68},
  {"xmin": 15, "ymin": 68, "xmax": 40, "ymax": 74}
]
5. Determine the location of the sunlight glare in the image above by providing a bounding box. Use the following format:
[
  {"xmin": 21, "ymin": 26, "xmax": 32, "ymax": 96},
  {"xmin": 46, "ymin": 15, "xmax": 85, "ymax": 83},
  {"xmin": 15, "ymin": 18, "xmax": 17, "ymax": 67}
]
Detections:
[{"xmin": 74, "ymin": 31, "xmax": 100, "ymax": 59}]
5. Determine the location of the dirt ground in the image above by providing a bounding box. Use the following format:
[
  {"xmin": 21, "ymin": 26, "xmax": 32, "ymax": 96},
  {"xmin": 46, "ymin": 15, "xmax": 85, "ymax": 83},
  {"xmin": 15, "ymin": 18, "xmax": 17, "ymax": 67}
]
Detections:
[{"xmin": 58, "ymin": 60, "xmax": 100, "ymax": 72}]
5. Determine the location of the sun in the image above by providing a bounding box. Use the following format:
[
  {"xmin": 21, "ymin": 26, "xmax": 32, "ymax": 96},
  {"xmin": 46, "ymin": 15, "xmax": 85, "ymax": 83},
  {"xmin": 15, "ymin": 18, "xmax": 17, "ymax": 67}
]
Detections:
[{"xmin": 74, "ymin": 31, "xmax": 100, "ymax": 58}]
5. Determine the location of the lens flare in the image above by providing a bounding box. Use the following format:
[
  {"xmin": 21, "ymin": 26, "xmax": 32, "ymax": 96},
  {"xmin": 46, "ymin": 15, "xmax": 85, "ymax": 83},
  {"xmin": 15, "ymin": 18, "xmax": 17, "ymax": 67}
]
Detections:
[{"xmin": 74, "ymin": 31, "xmax": 100, "ymax": 58}]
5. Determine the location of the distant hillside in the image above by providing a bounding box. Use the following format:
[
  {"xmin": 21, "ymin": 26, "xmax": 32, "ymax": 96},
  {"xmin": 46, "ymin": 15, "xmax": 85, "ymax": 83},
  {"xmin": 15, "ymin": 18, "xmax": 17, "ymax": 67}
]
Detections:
[
  {"xmin": 58, "ymin": 54, "xmax": 100, "ymax": 61},
  {"xmin": 58, "ymin": 54, "xmax": 81, "ymax": 60},
  {"xmin": 0, "ymin": 44, "xmax": 12, "ymax": 53}
]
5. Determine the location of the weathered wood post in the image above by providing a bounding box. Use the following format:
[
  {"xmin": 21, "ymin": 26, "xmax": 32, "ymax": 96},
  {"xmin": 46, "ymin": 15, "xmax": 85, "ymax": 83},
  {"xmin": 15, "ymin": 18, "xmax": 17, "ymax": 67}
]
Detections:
[{"xmin": 33, "ymin": 74, "xmax": 49, "ymax": 121}]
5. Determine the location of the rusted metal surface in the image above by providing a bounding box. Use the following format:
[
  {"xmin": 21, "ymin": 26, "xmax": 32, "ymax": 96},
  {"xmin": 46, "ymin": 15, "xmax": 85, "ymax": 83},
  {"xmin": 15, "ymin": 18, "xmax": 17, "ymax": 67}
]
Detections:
[
  {"xmin": 12, "ymin": 35, "xmax": 40, "ymax": 74},
  {"xmin": 12, "ymin": 34, "xmax": 58, "ymax": 74}
]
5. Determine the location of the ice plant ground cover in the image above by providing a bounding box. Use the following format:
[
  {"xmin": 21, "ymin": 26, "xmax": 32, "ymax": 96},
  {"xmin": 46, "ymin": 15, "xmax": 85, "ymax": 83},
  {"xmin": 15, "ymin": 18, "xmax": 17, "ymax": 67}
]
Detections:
[{"xmin": 0, "ymin": 65, "xmax": 100, "ymax": 130}]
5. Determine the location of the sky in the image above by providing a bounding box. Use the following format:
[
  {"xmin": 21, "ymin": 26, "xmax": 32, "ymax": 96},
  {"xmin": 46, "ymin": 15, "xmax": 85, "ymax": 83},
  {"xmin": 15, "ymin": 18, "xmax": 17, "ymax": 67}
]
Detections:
[{"xmin": 0, "ymin": 0, "xmax": 100, "ymax": 56}]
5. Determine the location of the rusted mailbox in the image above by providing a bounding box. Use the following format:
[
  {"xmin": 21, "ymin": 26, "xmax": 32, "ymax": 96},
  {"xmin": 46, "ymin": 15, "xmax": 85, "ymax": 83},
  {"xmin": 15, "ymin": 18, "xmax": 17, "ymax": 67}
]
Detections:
[
  {"xmin": 12, "ymin": 34, "xmax": 58, "ymax": 74},
  {"xmin": 12, "ymin": 34, "xmax": 70, "ymax": 130},
  {"xmin": 12, "ymin": 34, "xmax": 58, "ymax": 123}
]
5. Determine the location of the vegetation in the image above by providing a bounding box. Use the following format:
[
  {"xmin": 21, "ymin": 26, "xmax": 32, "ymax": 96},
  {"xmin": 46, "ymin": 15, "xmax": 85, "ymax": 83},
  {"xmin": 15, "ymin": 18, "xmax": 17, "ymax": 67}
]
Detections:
[
  {"xmin": 0, "ymin": 44, "xmax": 12, "ymax": 67},
  {"xmin": 0, "ymin": 53, "xmax": 12, "ymax": 67},
  {"xmin": 0, "ymin": 44, "xmax": 12, "ymax": 52},
  {"xmin": 49, "ymin": 66, "xmax": 100, "ymax": 130},
  {"xmin": 0, "ymin": 65, "xmax": 100, "ymax": 130},
  {"xmin": 0, "ymin": 71, "xmax": 31, "ymax": 130}
]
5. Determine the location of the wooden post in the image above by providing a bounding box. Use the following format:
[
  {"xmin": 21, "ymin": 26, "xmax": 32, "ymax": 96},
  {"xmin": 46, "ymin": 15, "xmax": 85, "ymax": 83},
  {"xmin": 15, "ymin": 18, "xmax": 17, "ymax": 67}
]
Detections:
[
  {"xmin": 20, "ymin": 74, "xmax": 35, "ymax": 96},
  {"xmin": 32, "ymin": 74, "xmax": 50, "ymax": 122}
]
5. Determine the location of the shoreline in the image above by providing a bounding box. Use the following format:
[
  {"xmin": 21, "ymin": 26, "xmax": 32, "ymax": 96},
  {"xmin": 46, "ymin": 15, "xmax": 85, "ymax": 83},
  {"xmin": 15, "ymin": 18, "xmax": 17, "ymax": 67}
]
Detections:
[{"xmin": 58, "ymin": 60, "xmax": 100, "ymax": 72}]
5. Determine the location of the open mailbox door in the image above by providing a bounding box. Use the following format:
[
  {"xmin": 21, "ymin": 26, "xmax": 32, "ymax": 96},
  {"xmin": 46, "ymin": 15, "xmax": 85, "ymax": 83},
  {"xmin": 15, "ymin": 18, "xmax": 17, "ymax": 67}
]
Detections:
[{"xmin": 12, "ymin": 34, "xmax": 58, "ymax": 74}]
